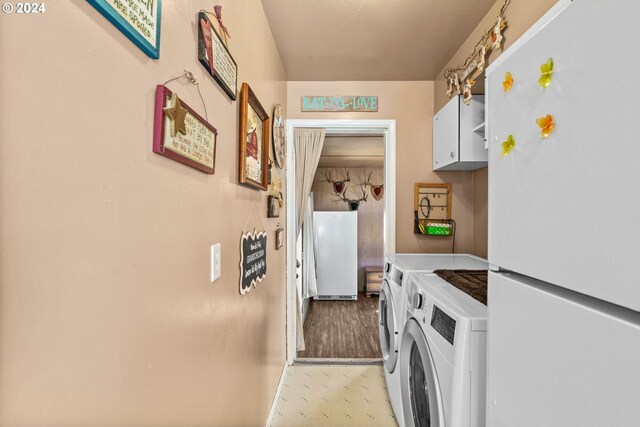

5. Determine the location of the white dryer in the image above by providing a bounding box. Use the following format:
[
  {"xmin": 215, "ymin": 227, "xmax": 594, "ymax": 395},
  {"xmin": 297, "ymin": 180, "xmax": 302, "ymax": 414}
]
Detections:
[
  {"xmin": 378, "ymin": 255, "xmax": 487, "ymax": 427},
  {"xmin": 398, "ymin": 272, "xmax": 487, "ymax": 427}
]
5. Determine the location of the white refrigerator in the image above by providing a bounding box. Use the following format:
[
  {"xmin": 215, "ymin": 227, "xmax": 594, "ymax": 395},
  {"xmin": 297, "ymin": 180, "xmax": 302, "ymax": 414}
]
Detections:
[
  {"xmin": 313, "ymin": 211, "xmax": 358, "ymax": 300},
  {"xmin": 485, "ymin": 1, "xmax": 640, "ymax": 426}
]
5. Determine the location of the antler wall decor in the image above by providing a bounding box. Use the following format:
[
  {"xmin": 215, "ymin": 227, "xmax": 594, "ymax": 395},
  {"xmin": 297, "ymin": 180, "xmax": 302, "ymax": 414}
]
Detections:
[
  {"xmin": 362, "ymin": 172, "xmax": 384, "ymax": 201},
  {"xmin": 324, "ymin": 170, "xmax": 350, "ymax": 195},
  {"xmin": 337, "ymin": 187, "xmax": 368, "ymax": 211}
]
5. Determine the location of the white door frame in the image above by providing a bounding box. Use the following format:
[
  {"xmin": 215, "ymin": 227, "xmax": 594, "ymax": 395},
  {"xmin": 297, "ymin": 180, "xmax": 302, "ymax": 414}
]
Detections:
[{"xmin": 285, "ymin": 119, "xmax": 397, "ymax": 364}]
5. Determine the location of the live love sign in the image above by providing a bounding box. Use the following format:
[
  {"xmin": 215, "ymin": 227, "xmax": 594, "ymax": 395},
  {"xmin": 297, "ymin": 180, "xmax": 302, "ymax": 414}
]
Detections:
[
  {"xmin": 301, "ymin": 96, "xmax": 378, "ymax": 112},
  {"xmin": 240, "ymin": 230, "xmax": 267, "ymax": 295}
]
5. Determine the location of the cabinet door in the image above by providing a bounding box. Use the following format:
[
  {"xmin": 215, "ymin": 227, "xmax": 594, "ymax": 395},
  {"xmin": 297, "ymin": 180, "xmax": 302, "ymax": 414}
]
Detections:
[{"xmin": 432, "ymin": 96, "xmax": 459, "ymax": 170}]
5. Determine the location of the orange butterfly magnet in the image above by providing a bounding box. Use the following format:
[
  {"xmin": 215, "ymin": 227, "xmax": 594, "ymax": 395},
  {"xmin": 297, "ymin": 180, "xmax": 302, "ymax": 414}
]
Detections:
[
  {"xmin": 503, "ymin": 72, "xmax": 513, "ymax": 92},
  {"xmin": 536, "ymin": 115, "xmax": 555, "ymax": 138}
]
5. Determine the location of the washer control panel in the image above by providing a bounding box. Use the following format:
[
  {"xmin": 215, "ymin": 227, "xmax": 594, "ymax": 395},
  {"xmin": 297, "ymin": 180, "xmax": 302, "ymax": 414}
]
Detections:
[
  {"xmin": 431, "ymin": 305, "xmax": 456, "ymax": 345},
  {"xmin": 412, "ymin": 292, "xmax": 424, "ymax": 310},
  {"xmin": 391, "ymin": 267, "xmax": 403, "ymax": 285}
]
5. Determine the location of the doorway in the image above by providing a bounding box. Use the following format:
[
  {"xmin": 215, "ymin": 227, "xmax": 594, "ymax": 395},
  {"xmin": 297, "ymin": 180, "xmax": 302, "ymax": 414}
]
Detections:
[{"xmin": 285, "ymin": 120, "xmax": 396, "ymax": 364}]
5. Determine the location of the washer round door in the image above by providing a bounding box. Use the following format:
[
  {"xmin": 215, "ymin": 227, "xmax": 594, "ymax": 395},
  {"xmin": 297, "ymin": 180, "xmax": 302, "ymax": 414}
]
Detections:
[
  {"xmin": 378, "ymin": 280, "xmax": 399, "ymax": 372},
  {"xmin": 400, "ymin": 318, "xmax": 445, "ymax": 427}
]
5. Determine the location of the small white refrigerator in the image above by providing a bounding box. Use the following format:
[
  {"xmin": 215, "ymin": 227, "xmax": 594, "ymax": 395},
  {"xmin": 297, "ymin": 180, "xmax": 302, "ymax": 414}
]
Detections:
[
  {"xmin": 313, "ymin": 211, "xmax": 358, "ymax": 300},
  {"xmin": 485, "ymin": 1, "xmax": 640, "ymax": 426}
]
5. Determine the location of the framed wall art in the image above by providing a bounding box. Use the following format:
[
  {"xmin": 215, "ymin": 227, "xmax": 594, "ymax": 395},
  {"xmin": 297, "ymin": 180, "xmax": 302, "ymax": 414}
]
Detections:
[
  {"xmin": 272, "ymin": 104, "xmax": 285, "ymax": 168},
  {"xmin": 87, "ymin": 0, "xmax": 162, "ymax": 59},
  {"xmin": 275, "ymin": 228, "xmax": 284, "ymax": 250},
  {"xmin": 153, "ymin": 85, "xmax": 217, "ymax": 174},
  {"xmin": 267, "ymin": 195, "xmax": 280, "ymax": 218},
  {"xmin": 239, "ymin": 83, "xmax": 270, "ymax": 190},
  {"xmin": 197, "ymin": 11, "xmax": 238, "ymax": 100}
]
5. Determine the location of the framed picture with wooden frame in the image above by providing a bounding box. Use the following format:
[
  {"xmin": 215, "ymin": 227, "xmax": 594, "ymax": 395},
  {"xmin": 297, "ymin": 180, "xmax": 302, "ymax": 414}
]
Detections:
[
  {"xmin": 275, "ymin": 228, "xmax": 284, "ymax": 250},
  {"xmin": 267, "ymin": 195, "xmax": 280, "ymax": 218},
  {"xmin": 239, "ymin": 83, "xmax": 270, "ymax": 190}
]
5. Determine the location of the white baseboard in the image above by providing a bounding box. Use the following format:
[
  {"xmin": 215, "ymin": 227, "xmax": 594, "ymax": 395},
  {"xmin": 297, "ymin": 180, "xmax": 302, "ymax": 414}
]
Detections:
[{"xmin": 265, "ymin": 361, "xmax": 288, "ymax": 427}]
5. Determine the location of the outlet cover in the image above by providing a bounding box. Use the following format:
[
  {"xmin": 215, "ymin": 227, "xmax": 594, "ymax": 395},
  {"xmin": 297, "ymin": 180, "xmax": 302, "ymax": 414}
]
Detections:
[{"xmin": 211, "ymin": 243, "xmax": 221, "ymax": 282}]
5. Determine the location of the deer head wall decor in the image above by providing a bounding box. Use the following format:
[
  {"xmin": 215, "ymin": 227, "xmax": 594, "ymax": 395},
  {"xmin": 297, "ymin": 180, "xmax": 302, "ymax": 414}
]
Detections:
[
  {"xmin": 338, "ymin": 187, "xmax": 368, "ymax": 211},
  {"xmin": 323, "ymin": 170, "xmax": 350, "ymax": 195},
  {"xmin": 362, "ymin": 172, "xmax": 384, "ymax": 201}
]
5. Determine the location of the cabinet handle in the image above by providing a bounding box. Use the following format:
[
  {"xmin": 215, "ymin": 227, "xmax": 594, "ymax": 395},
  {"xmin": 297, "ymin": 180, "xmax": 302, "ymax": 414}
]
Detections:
[{"xmin": 450, "ymin": 151, "xmax": 455, "ymax": 158}]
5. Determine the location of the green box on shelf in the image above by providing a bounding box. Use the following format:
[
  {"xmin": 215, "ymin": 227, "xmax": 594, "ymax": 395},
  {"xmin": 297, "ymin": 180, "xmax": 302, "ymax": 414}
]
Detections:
[{"xmin": 426, "ymin": 223, "xmax": 453, "ymax": 236}]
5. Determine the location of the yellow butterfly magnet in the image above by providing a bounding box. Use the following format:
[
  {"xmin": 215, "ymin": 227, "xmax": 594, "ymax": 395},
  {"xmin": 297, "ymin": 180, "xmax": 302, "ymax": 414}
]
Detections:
[
  {"xmin": 538, "ymin": 58, "xmax": 554, "ymax": 88},
  {"xmin": 536, "ymin": 115, "xmax": 555, "ymax": 138},
  {"xmin": 502, "ymin": 135, "xmax": 515, "ymax": 156},
  {"xmin": 503, "ymin": 72, "xmax": 513, "ymax": 92}
]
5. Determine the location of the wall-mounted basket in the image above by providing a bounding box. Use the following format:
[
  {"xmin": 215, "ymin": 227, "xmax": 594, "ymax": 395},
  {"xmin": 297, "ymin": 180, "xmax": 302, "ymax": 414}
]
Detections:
[
  {"xmin": 414, "ymin": 216, "xmax": 456, "ymax": 237},
  {"xmin": 414, "ymin": 182, "xmax": 456, "ymax": 252}
]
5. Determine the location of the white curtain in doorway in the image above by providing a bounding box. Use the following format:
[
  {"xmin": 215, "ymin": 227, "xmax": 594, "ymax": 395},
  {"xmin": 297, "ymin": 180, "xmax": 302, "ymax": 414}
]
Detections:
[
  {"xmin": 295, "ymin": 128, "xmax": 326, "ymax": 235},
  {"xmin": 294, "ymin": 128, "xmax": 326, "ymax": 351},
  {"xmin": 302, "ymin": 193, "xmax": 318, "ymax": 299}
]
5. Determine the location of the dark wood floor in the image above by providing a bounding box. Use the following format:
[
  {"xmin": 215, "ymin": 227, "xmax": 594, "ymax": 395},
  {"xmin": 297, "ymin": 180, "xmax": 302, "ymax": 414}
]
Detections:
[{"xmin": 297, "ymin": 292, "xmax": 382, "ymax": 359}]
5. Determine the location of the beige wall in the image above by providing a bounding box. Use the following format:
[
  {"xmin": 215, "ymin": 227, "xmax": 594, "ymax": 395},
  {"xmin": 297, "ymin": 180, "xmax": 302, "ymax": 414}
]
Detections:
[
  {"xmin": 0, "ymin": 1, "xmax": 287, "ymax": 426},
  {"xmin": 312, "ymin": 167, "xmax": 384, "ymax": 290},
  {"xmin": 434, "ymin": 0, "xmax": 558, "ymax": 258},
  {"xmin": 288, "ymin": 81, "xmax": 475, "ymax": 254}
]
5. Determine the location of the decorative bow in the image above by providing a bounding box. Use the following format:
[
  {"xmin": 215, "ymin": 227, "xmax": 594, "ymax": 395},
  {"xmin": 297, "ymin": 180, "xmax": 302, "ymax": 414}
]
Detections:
[{"xmin": 214, "ymin": 5, "xmax": 230, "ymax": 43}]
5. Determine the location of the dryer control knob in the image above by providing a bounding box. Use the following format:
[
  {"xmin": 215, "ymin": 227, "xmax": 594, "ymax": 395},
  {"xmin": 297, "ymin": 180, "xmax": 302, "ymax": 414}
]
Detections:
[
  {"xmin": 413, "ymin": 293, "xmax": 424, "ymax": 310},
  {"xmin": 384, "ymin": 263, "xmax": 391, "ymax": 273}
]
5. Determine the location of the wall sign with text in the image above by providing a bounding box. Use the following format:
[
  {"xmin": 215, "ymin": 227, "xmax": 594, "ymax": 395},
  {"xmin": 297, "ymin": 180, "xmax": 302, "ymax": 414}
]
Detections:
[
  {"xmin": 87, "ymin": 0, "xmax": 162, "ymax": 59},
  {"xmin": 197, "ymin": 11, "xmax": 238, "ymax": 100},
  {"xmin": 153, "ymin": 85, "xmax": 217, "ymax": 174},
  {"xmin": 301, "ymin": 96, "xmax": 378, "ymax": 112},
  {"xmin": 240, "ymin": 229, "xmax": 267, "ymax": 295}
]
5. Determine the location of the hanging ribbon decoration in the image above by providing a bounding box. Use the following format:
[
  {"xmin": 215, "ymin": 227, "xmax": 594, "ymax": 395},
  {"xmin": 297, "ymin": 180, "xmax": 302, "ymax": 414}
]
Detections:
[
  {"xmin": 213, "ymin": 5, "xmax": 230, "ymax": 46},
  {"xmin": 444, "ymin": 0, "xmax": 511, "ymax": 101}
]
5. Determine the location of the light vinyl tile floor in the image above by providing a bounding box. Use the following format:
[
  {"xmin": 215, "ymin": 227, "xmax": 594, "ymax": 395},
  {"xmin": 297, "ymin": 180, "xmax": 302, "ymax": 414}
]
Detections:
[{"xmin": 269, "ymin": 364, "xmax": 398, "ymax": 427}]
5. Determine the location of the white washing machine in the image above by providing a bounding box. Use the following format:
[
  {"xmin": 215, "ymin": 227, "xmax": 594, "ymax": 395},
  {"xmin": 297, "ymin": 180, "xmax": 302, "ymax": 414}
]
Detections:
[
  {"xmin": 378, "ymin": 255, "xmax": 487, "ymax": 427},
  {"xmin": 398, "ymin": 272, "xmax": 487, "ymax": 427}
]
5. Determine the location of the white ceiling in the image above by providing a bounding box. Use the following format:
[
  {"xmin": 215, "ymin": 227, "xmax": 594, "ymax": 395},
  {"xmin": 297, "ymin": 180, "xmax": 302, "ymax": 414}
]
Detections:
[
  {"xmin": 261, "ymin": 0, "xmax": 496, "ymax": 81},
  {"xmin": 318, "ymin": 135, "xmax": 384, "ymax": 168}
]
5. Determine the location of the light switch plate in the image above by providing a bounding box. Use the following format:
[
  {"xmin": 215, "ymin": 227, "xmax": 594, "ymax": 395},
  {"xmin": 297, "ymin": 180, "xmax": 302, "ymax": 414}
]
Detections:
[{"xmin": 211, "ymin": 243, "xmax": 221, "ymax": 282}]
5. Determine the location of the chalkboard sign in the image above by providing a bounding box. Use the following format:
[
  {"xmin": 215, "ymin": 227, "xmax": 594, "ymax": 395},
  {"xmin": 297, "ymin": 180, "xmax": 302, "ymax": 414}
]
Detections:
[{"xmin": 240, "ymin": 230, "xmax": 267, "ymax": 295}]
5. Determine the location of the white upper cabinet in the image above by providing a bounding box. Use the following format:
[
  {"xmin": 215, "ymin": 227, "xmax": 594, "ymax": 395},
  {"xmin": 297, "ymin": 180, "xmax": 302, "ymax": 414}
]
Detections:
[{"xmin": 432, "ymin": 95, "xmax": 487, "ymax": 171}]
